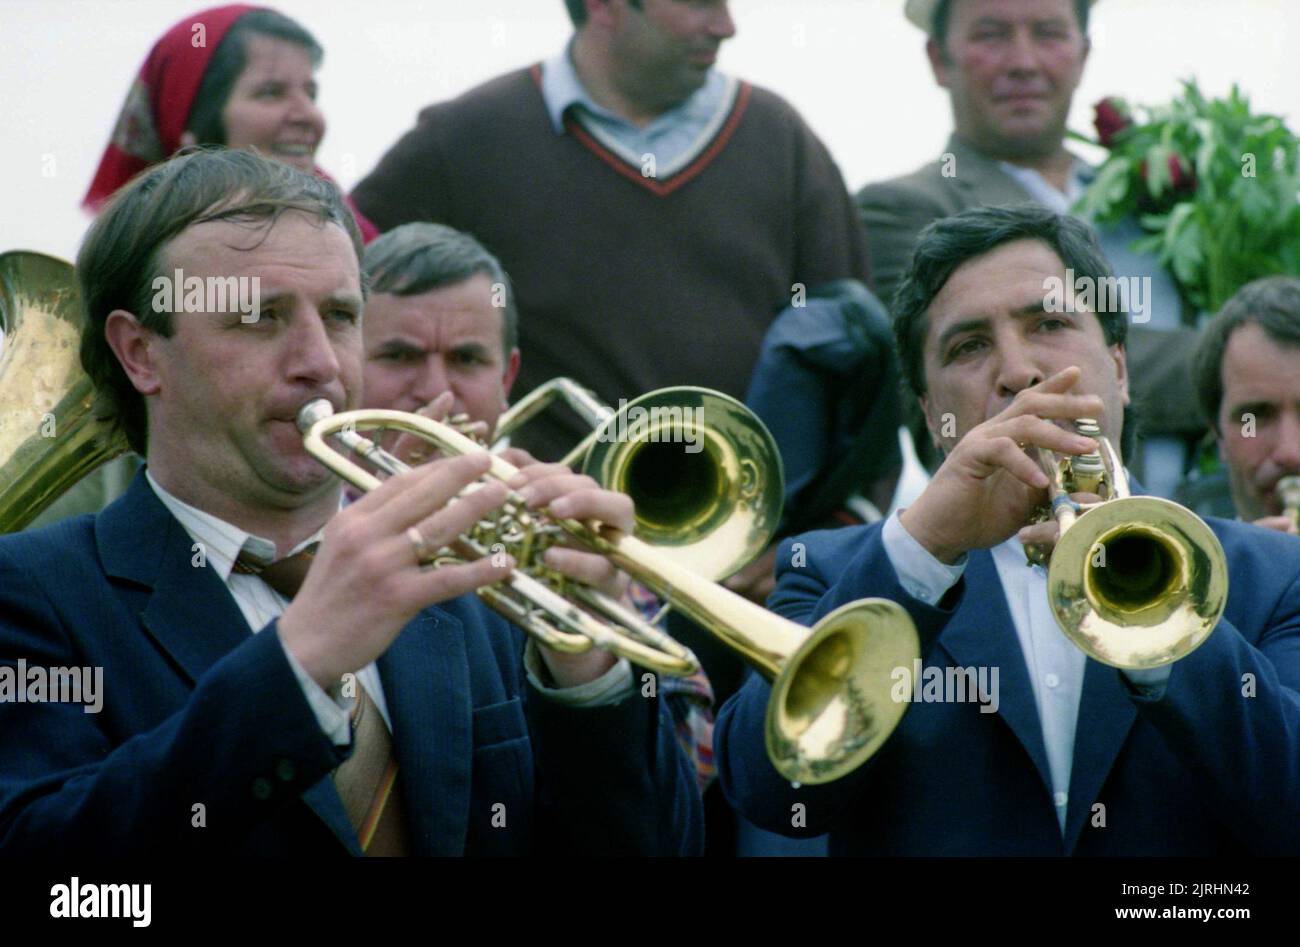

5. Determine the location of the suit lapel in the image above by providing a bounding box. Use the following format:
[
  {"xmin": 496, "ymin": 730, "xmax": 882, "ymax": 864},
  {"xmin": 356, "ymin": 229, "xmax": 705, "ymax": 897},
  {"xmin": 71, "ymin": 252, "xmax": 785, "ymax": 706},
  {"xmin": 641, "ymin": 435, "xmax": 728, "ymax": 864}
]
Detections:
[
  {"xmin": 945, "ymin": 135, "xmax": 1041, "ymax": 207},
  {"xmin": 1063, "ymin": 660, "xmax": 1138, "ymax": 852},
  {"xmin": 98, "ymin": 473, "xmax": 255, "ymax": 685},
  {"xmin": 938, "ymin": 550, "xmax": 1054, "ymax": 793},
  {"xmin": 378, "ymin": 607, "xmax": 473, "ymax": 857},
  {"xmin": 99, "ymin": 472, "xmax": 364, "ymax": 853}
]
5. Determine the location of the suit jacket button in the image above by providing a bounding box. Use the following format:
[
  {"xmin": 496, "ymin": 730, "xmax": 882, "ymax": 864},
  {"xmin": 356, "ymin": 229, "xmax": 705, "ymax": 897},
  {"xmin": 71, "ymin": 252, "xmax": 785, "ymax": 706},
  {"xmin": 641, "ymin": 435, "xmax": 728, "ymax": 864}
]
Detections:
[
  {"xmin": 252, "ymin": 777, "xmax": 273, "ymax": 800},
  {"xmin": 276, "ymin": 759, "xmax": 295, "ymax": 782}
]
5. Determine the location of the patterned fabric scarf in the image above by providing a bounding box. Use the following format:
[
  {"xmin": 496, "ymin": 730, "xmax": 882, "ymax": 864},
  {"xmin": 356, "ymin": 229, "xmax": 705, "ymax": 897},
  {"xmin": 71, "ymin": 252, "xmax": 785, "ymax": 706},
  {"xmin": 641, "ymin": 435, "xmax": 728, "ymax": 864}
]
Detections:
[{"xmin": 82, "ymin": 3, "xmax": 378, "ymax": 242}]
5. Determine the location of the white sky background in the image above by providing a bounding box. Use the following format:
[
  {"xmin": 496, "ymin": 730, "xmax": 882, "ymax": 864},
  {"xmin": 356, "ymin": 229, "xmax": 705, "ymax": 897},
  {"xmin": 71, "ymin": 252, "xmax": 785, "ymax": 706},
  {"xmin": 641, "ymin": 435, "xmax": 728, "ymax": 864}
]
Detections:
[{"xmin": 4, "ymin": 0, "xmax": 1299, "ymax": 260}]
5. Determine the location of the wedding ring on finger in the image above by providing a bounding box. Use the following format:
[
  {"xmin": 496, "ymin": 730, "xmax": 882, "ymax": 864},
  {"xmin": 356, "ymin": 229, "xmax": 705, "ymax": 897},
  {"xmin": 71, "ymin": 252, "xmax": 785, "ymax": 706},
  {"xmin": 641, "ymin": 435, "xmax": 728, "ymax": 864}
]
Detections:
[{"xmin": 407, "ymin": 526, "xmax": 432, "ymax": 566}]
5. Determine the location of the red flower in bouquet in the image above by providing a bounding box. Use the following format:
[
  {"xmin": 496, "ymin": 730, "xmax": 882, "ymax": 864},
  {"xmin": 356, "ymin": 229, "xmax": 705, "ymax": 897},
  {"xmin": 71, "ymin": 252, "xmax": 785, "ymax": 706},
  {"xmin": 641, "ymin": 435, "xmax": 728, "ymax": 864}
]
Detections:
[{"xmin": 1093, "ymin": 97, "xmax": 1132, "ymax": 147}]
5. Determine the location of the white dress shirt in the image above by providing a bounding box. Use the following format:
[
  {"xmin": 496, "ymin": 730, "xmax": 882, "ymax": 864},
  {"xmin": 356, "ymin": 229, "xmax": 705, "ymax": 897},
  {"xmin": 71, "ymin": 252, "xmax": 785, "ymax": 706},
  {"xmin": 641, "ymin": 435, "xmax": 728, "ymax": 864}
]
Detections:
[
  {"xmin": 881, "ymin": 509, "xmax": 1170, "ymax": 833},
  {"xmin": 146, "ymin": 473, "xmax": 634, "ymax": 748}
]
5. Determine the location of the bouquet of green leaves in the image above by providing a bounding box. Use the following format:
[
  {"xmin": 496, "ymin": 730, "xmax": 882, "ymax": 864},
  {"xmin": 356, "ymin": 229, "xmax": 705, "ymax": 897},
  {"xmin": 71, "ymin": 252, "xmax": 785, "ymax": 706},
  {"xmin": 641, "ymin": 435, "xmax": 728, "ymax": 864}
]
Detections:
[{"xmin": 1073, "ymin": 80, "xmax": 1300, "ymax": 316}]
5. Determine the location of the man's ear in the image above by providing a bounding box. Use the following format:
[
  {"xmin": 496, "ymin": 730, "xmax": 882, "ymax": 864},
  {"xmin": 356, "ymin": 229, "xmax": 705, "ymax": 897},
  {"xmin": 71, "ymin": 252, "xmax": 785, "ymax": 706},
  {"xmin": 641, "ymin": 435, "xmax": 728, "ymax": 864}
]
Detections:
[
  {"xmin": 919, "ymin": 392, "xmax": 944, "ymax": 450},
  {"xmin": 104, "ymin": 310, "xmax": 163, "ymax": 396},
  {"xmin": 926, "ymin": 37, "xmax": 952, "ymax": 89},
  {"xmin": 501, "ymin": 347, "xmax": 521, "ymax": 402}
]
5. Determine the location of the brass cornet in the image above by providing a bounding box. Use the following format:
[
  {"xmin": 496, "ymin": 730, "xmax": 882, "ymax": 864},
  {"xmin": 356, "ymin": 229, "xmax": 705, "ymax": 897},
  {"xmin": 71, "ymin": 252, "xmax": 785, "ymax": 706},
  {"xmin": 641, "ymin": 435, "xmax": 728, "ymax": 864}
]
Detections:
[
  {"xmin": 1027, "ymin": 419, "xmax": 1229, "ymax": 669},
  {"xmin": 298, "ymin": 400, "xmax": 921, "ymax": 785}
]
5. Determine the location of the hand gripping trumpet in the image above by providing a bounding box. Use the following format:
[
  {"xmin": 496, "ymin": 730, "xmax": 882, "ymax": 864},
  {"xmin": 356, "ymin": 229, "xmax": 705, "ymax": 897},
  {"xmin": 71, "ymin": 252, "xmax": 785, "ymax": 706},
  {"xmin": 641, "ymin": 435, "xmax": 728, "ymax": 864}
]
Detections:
[
  {"xmin": 1026, "ymin": 419, "xmax": 1229, "ymax": 669},
  {"xmin": 297, "ymin": 399, "xmax": 921, "ymax": 785}
]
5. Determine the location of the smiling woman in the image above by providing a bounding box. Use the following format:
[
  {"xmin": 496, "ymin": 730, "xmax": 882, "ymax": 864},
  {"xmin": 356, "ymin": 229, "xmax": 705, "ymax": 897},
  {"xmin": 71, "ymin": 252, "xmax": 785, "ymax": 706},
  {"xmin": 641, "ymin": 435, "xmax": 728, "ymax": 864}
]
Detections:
[{"xmin": 82, "ymin": 4, "xmax": 377, "ymax": 241}]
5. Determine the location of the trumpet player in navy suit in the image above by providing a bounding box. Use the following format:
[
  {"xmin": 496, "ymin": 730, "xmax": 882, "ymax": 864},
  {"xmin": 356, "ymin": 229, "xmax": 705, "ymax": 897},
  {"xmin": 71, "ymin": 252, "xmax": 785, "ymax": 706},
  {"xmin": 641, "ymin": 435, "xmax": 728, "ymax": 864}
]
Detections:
[
  {"xmin": 0, "ymin": 149, "xmax": 702, "ymax": 856},
  {"xmin": 716, "ymin": 205, "xmax": 1300, "ymax": 855}
]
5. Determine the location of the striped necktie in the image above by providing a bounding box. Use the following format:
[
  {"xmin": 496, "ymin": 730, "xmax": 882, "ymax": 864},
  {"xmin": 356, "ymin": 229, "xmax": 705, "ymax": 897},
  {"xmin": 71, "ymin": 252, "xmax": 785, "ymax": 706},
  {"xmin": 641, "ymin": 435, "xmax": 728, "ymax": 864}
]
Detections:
[{"xmin": 235, "ymin": 544, "xmax": 411, "ymax": 856}]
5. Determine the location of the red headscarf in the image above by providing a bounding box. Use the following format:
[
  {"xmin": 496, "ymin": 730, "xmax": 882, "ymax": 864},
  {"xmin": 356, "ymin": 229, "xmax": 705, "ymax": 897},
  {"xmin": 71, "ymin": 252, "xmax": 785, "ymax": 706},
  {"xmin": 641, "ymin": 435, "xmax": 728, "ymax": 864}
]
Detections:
[{"xmin": 83, "ymin": 4, "xmax": 378, "ymax": 242}]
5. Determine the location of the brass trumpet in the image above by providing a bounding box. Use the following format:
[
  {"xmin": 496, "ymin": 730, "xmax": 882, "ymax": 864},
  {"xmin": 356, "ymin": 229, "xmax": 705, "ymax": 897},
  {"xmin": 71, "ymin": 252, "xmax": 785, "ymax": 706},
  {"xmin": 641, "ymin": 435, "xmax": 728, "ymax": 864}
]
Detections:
[
  {"xmin": 298, "ymin": 400, "xmax": 921, "ymax": 785},
  {"xmin": 494, "ymin": 377, "xmax": 782, "ymax": 582},
  {"xmin": 1027, "ymin": 419, "xmax": 1229, "ymax": 669}
]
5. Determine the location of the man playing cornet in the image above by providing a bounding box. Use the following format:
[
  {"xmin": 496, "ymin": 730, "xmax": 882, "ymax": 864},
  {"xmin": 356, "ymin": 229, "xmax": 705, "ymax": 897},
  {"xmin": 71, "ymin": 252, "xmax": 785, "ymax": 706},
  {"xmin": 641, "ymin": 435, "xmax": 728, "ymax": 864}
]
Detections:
[
  {"xmin": 0, "ymin": 150, "xmax": 702, "ymax": 856},
  {"xmin": 717, "ymin": 205, "xmax": 1300, "ymax": 855}
]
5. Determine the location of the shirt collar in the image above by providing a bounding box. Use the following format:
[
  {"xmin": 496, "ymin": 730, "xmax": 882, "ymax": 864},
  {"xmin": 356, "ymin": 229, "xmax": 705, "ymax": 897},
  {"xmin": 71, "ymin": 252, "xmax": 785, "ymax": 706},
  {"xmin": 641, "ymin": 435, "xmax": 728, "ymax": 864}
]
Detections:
[
  {"xmin": 539, "ymin": 39, "xmax": 727, "ymax": 135},
  {"xmin": 146, "ymin": 470, "xmax": 325, "ymax": 582},
  {"xmin": 996, "ymin": 155, "xmax": 1091, "ymax": 212}
]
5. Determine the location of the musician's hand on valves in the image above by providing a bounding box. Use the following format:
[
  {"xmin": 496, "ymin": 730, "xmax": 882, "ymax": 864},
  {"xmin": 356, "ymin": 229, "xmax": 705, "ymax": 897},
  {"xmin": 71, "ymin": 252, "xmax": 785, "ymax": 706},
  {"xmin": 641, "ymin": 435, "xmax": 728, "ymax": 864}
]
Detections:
[
  {"xmin": 505, "ymin": 448, "xmax": 636, "ymax": 686},
  {"xmin": 278, "ymin": 452, "xmax": 514, "ymax": 689},
  {"xmin": 899, "ymin": 368, "xmax": 1102, "ymax": 564}
]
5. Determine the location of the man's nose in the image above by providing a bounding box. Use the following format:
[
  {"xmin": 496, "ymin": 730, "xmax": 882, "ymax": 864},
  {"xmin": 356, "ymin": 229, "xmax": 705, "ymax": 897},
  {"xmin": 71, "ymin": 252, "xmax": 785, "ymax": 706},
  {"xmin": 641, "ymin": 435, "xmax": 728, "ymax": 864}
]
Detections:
[
  {"xmin": 287, "ymin": 312, "xmax": 342, "ymax": 384},
  {"xmin": 709, "ymin": 2, "xmax": 736, "ymax": 40},
  {"xmin": 995, "ymin": 341, "xmax": 1044, "ymax": 398},
  {"xmin": 412, "ymin": 357, "xmax": 451, "ymax": 406},
  {"xmin": 1005, "ymin": 27, "xmax": 1040, "ymax": 72},
  {"xmin": 1271, "ymin": 409, "xmax": 1300, "ymax": 470}
]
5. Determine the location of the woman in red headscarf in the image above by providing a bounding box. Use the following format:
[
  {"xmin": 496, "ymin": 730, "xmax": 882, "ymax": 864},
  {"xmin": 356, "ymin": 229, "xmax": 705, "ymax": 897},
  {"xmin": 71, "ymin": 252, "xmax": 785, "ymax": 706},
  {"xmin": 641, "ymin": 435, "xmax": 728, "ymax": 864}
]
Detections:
[{"xmin": 84, "ymin": 4, "xmax": 378, "ymax": 241}]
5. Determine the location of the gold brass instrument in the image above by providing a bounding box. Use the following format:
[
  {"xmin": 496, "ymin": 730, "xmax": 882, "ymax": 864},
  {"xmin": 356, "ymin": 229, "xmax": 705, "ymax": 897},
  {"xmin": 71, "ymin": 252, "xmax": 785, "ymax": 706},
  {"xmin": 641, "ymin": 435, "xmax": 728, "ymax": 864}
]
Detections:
[
  {"xmin": 0, "ymin": 251, "xmax": 129, "ymax": 532},
  {"xmin": 494, "ymin": 377, "xmax": 783, "ymax": 582},
  {"xmin": 298, "ymin": 400, "xmax": 921, "ymax": 785},
  {"xmin": 1278, "ymin": 475, "xmax": 1300, "ymax": 533},
  {"xmin": 1027, "ymin": 419, "xmax": 1229, "ymax": 669}
]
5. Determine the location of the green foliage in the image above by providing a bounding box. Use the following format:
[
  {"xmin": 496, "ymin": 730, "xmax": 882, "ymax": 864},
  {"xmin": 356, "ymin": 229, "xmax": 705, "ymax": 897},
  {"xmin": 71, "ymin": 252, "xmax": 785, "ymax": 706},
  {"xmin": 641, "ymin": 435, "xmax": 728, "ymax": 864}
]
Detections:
[{"xmin": 1075, "ymin": 81, "xmax": 1300, "ymax": 314}]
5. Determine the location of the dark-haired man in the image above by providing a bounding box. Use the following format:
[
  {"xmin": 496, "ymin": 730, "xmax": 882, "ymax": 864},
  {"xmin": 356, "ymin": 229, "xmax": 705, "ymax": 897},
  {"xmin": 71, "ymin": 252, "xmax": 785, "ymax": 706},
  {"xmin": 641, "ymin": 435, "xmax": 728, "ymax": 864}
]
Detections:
[
  {"xmin": 1191, "ymin": 277, "xmax": 1300, "ymax": 534},
  {"xmin": 716, "ymin": 205, "xmax": 1300, "ymax": 855},
  {"xmin": 858, "ymin": 0, "xmax": 1203, "ymax": 494},
  {"xmin": 0, "ymin": 150, "xmax": 701, "ymax": 856}
]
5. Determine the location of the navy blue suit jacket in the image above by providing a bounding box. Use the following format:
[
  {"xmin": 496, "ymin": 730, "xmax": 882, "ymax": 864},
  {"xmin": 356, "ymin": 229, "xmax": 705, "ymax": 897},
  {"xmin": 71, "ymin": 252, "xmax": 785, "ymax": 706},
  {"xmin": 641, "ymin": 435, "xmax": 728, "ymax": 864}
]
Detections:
[
  {"xmin": 716, "ymin": 516, "xmax": 1300, "ymax": 855},
  {"xmin": 0, "ymin": 473, "xmax": 702, "ymax": 856}
]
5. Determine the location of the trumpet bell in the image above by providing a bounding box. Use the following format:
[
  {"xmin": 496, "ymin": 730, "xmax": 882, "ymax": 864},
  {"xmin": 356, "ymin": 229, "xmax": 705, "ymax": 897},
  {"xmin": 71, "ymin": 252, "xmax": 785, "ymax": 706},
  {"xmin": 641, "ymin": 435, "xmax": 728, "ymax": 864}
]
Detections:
[
  {"xmin": 0, "ymin": 251, "xmax": 128, "ymax": 532},
  {"xmin": 767, "ymin": 599, "xmax": 920, "ymax": 785},
  {"xmin": 1048, "ymin": 496, "xmax": 1228, "ymax": 669},
  {"xmin": 582, "ymin": 387, "xmax": 784, "ymax": 582}
]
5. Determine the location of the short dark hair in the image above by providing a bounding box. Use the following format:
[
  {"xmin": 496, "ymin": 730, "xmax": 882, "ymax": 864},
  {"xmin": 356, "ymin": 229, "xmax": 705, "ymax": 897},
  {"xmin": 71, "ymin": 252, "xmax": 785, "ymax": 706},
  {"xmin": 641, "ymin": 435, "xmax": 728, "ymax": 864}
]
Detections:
[
  {"xmin": 892, "ymin": 204, "xmax": 1127, "ymax": 399},
  {"xmin": 186, "ymin": 9, "xmax": 324, "ymax": 146},
  {"xmin": 364, "ymin": 223, "xmax": 519, "ymax": 354},
  {"xmin": 77, "ymin": 147, "xmax": 363, "ymax": 455},
  {"xmin": 1192, "ymin": 276, "xmax": 1300, "ymax": 432},
  {"xmin": 564, "ymin": 0, "xmax": 642, "ymax": 27},
  {"xmin": 933, "ymin": 0, "xmax": 1091, "ymax": 52}
]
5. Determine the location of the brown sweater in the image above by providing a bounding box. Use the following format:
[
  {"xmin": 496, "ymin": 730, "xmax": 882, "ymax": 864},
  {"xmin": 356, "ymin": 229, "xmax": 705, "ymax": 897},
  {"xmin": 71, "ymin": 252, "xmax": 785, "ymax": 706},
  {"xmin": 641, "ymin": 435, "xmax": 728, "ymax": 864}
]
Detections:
[{"xmin": 353, "ymin": 67, "xmax": 870, "ymax": 457}]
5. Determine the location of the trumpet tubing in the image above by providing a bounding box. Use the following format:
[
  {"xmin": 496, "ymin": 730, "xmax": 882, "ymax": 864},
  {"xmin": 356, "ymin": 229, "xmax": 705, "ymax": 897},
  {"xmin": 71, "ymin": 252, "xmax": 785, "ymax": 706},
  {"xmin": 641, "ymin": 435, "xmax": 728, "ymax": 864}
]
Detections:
[{"xmin": 299, "ymin": 400, "xmax": 920, "ymax": 785}]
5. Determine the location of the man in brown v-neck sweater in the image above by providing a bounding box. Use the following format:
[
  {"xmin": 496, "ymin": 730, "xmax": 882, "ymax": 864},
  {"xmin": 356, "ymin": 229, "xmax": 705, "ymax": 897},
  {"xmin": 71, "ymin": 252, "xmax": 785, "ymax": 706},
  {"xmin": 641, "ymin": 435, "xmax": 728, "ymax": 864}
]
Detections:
[{"xmin": 351, "ymin": 1, "xmax": 871, "ymax": 464}]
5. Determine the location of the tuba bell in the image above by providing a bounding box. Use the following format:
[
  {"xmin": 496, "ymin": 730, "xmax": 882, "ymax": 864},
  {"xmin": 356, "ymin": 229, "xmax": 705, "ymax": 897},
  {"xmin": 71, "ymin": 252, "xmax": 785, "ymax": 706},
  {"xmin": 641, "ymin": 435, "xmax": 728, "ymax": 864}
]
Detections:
[{"xmin": 0, "ymin": 251, "xmax": 129, "ymax": 532}]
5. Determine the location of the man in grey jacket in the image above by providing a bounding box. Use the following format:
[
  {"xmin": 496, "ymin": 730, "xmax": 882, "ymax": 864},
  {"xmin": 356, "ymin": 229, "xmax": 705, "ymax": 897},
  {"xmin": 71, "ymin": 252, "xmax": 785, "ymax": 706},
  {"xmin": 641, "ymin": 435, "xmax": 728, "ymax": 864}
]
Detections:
[{"xmin": 859, "ymin": 0, "xmax": 1202, "ymax": 490}]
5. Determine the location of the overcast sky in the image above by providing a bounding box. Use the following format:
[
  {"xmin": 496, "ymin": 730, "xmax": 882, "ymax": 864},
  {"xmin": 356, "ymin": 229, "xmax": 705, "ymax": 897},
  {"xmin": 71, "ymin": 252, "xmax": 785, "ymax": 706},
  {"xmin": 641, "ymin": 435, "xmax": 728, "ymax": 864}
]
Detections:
[{"xmin": 4, "ymin": 0, "xmax": 1299, "ymax": 260}]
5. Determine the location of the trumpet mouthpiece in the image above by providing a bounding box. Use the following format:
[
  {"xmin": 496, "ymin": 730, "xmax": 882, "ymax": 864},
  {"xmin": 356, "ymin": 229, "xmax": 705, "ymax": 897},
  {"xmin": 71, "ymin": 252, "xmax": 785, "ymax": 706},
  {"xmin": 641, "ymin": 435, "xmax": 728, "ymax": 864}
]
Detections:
[{"xmin": 296, "ymin": 399, "xmax": 336, "ymax": 433}]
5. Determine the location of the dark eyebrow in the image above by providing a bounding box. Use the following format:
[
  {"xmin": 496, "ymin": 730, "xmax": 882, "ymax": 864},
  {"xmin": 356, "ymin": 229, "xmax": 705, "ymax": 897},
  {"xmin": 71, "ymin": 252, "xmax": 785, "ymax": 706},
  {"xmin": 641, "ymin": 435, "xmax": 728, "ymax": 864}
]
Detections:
[
  {"xmin": 368, "ymin": 336, "xmax": 423, "ymax": 356},
  {"xmin": 935, "ymin": 303, "xmax": 1052, "ymax": 353}
]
